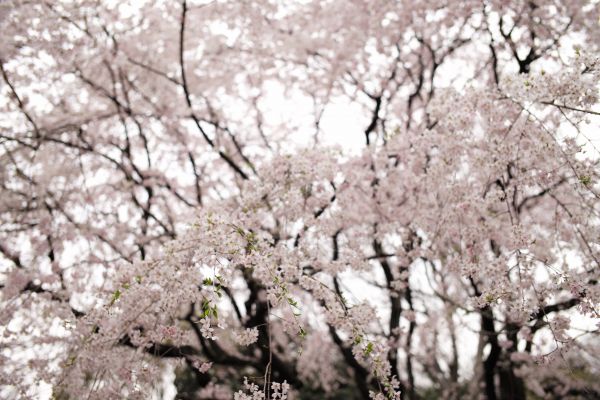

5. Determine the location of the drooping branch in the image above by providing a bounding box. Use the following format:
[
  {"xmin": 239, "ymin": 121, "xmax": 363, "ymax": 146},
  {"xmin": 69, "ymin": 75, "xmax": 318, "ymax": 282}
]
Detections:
[{"xmin": 178, "ymin": 0, "xmax": 249, "ymax": 181}]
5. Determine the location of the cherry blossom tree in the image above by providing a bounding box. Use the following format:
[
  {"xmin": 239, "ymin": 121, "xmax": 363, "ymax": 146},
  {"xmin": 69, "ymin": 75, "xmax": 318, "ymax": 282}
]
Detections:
[{"xmin": 1, "ymin": 1, "xmax": 599, "ymax": 399}]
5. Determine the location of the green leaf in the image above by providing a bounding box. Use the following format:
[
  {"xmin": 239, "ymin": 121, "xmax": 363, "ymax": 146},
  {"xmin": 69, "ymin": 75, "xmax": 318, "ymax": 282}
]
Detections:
[
  {"xmin": 200, "ymin": 299, "xmax": 212, "ymax": 318},
  {"xmin": 364, "ymin": 342, "xmax": 374, "ymax": 356},
  {"xmin": 109, "ymin": 289, "xmax": 121, "ymax": 306},
  {"xmin": 235, "ymin": 226, "xmax": 245, "ymax": 236},
  {"xmin": 287, "ymin": 297, "xmax": 299, "ymax": 308},
  {"xmin": 298, "ymin": 327, "xmax": 307, "ymax": 339},
  {"xmin": 579, "ymin": 175, "xmax": 592, "ymax": 186},
  {"xmin": 206, "ymin": 212, "xmax": 215, "ymax": 228}
]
